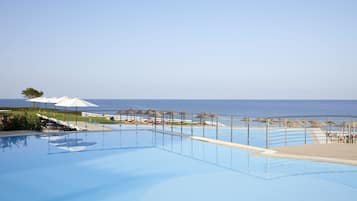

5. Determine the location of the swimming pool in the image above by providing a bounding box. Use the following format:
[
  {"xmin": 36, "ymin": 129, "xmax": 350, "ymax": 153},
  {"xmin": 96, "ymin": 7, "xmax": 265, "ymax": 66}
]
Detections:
[
  {"xmin": 1, "ymin": 130, "xmax": 356, "ymax": 201},
  {"xmin": 108, "ymin": 124, "xmax": 314, "ymax": 148}
]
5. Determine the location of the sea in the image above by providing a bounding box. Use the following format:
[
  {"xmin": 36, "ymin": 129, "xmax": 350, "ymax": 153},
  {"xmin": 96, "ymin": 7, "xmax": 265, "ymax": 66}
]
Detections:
[{"xmin": 1, "ymin": 99, "xmax": 357, "ymax": 117}]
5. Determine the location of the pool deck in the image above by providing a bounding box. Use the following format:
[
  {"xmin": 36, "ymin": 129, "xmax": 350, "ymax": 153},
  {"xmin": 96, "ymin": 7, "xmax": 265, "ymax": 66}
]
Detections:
[
  {"xmin": 270, "ymin": 144, "xmax": 357, "ymax": 166},
  {"xmin": 186, "ymin": 135, "xmax": 357, "ymax": 166},
  {"xmin": 191, "ymin": 136, "xmax": 276, "ymax": 154},
  {"xmin": 58, "ymin": 121, "xmax": 112, "ymax": 132}
]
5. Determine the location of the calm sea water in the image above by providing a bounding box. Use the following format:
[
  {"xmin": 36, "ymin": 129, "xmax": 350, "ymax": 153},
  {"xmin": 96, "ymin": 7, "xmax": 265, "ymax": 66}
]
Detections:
[{"xmin": 1, "ymin": 99, "xmax": 357, "ymax": 117}]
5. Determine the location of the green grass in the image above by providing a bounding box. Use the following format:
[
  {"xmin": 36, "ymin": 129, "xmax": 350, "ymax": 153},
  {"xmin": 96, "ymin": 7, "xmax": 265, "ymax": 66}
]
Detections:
[
  {"xmin": 0, "ymin": 107, "xmax": 208, "ymax": 127},
  {"xmin": 0, "ymin": 107, "xmax": 117, "ymax": 125},
  {"xmin": 41, "ymin": 111, "xmax": 118, "ymax": 124}
]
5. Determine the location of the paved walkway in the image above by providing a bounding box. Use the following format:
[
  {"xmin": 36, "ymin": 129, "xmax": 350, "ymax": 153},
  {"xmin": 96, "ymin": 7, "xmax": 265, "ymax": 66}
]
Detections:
[
  {"xmin": 66, "ymin": 121, "xmax": 112, "ymax": 131},
  {"xmin": 273, "ymin": 144, "xmax": 357, "ymax": 161}
]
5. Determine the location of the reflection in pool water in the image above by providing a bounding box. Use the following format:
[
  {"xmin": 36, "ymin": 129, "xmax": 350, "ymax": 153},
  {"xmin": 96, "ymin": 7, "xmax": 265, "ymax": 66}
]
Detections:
[{"xmin": 0, "ymin": 135, "xmax": 28, "ymax": 150}]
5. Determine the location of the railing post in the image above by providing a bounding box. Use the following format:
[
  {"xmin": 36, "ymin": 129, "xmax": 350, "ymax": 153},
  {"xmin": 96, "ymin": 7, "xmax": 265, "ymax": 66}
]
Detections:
[
  {"xmin": 135, "ymin": 115, "xmax": 138, "ymax": 131},
  {"xmin": 266, "ymin": 119, "xmax": 270, "ymax": 149},
  {"xmin": 284, "ymin": 119, "xmax": 287, "ymax": 146},
  {"xmin": 304, "ymin": 123, "xmax": 307, "ymax": 144},
  {"xmin": 180, "ymin": 114, "xmax": 183, "ymax": 134},
  {"xmin": 191, "ymin": 113, "xmax": 193, "ymax": 136},
  {"xmin": 325, "ymin": 118, "xmax": 328, "ymax": 144},
  {"xmin": 162, "ymin": 113, "xmax": 165, "ymax": 131},
  {"xmin": 352, "ymin": 121, "xmax": 355, "ymax": 144},
  {"xmin": 247, "ymin": 117, "xmax": 250, "ymax": 145},
  {"xmin": 171, "ymin": 114, "xmax": 173, "ymax": 132},
  {"xmin": 154, "ymin": 113, "xmax": 156, "ymax": 132},
  {"xmin": 215, "ymin": 116, "xmax": 219, "ymax": 140},
  {"xmin": 342, "ymin": 121, "xmax": 345, "ymax": 144},
  {"xmin": 348, "ymin": 121, "xmax": 351, "ymax": 144},
  {"xmin": 119, "ymin": 114, "xmax": 122, "ymax": 129},
  {"xmin": 203, "ymin": 119, "xmax": 205, "ymax": 137},
  {"xmin": 230, "ymin": 115, "xmax": 233, "ymax": 142}
]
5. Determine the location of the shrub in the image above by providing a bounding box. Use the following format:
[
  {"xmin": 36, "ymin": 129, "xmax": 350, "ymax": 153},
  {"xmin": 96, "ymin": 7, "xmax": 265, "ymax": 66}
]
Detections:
[{"xmin": 1, "ymin": 112, "xmax": 41, "ymax": 131}]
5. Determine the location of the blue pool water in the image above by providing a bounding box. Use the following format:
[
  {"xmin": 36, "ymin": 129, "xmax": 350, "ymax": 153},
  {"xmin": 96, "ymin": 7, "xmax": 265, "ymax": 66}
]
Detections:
[
  {"xmin": 109, "ymin": 124, "xmax": 313, "ymax": 148},
  {"xmin": 1, "ymin": 130, "xmax": 357, "ymax": 201}
]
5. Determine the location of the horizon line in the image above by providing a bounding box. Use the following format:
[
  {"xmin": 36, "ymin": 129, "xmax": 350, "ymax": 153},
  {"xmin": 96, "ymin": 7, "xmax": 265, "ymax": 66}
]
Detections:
[{"xmin": 1, "ymin": 98, "xmax": 357, "ymax": 101}]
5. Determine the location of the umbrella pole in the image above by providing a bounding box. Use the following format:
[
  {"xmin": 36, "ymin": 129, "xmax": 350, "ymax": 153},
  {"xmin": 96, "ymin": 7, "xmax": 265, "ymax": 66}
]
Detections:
[
  {"xmin": 75, "ymin": 107, "xmax": 78, "ymax": 126},
  {"xmin": 171, "ymin": 114, "xmax": 173, "ymax": 132}
]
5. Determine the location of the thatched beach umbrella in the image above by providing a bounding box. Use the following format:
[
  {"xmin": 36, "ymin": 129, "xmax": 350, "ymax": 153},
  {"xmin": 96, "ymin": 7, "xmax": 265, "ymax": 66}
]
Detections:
[
  {"xmin": 207, "ymin": 113, "xmax": 217, "ymax": 126},
  {"xmin": 136, "ymin": 109, "xmax": 146, "ymax": 123},
  {"xmin": 144, "ymin": 109, "xmax": 156, "ymax": 116},
  {"xmin": 195, "ymin": 112, "xmax": 209, "ymax": 125},
  {"xmin": 285, "ymin": 120, "xmax": 304, "ymax": 128},
  {"xmin": 178, "ymin": 111, "xmax": 189, "ymax": 133},
  {"xmin": 253, "ymin": 117, "xmax": 268, "ymax": 123},
  {"xmin": 126, "ymin": 108, "xmax": 137, "ymax": 121},
  {"xmin": 195, "ymin": 112, "xmax": 211, "ymax": 137},
  {"xmin": 308, "ymin": 120, "xmax": 325, "ymax": 128},
  {"xmin": 144, "ymin": 109, "xmax": 160, "ymax": 123},
  {"xmin": 136, "ymin": 109, "xmax": 145, "ymax": 115},
  {"xmin": 161, "ymin": 111, "xmax": 170, "ymax": 130},
  {"xmin": 165, "ymin": 111, "xmax": 178, "ymax": 118},
  {"xmin": 269, "ymin": 119, "xmax": 281, "ymax": 125},
  {"xmin": 116, "ymin": 110, "xmax": 126, "ymax": 123},
  {"xmin": 165, "ymin": 111, "xmax": 178, "ymax": 131},
  {"xmin": 324, "ymin": 120, "xmax": 337, "ymax": 134},
  {"xmin": 326, "ymin": 120, "xmax": 336, "ymax": 126},
  {"xmin": 154, "ymin": 111, "xmax": 163, "ymax": 125},
  {"xmin": 279, "ymin": 118, "xmax": 288, "ymax": 126},
  {"xmin": 179, "ymin": 111, "xmax": 189, "ymax": 123}
]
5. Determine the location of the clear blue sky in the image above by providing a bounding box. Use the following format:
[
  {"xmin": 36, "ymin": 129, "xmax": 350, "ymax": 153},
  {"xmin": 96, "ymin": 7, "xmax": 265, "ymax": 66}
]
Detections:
[{"xmin": 0, "ymin": 0, "xmax": 356, "ymax": 99}]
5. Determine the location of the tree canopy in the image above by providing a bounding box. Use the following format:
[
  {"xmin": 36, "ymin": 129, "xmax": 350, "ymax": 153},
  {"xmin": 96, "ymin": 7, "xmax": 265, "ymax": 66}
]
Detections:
[{"xmin": 21, "ymin": 88, "xmax": 44, "ymax": 99}]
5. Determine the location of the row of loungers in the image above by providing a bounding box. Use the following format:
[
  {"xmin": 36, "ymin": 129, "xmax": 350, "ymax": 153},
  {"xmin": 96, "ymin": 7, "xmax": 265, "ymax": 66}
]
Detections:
[
  {"xmin": 37, "ymin": 114, "xmax": 84, "ymax": 131},
  {"xmin": 119, "ymin": 118, "xmax": 221, "ymax": 126},
  {"xmin": 40, "ymin": 119, "xmax": 76, "ymax": 132},
  {"xmin": 327, "ymin": 133, "xmax": 357, "ymax": 144},
  {"xmin": 120, "ymin": 119, "xmax": 190, "ymax": 125}
]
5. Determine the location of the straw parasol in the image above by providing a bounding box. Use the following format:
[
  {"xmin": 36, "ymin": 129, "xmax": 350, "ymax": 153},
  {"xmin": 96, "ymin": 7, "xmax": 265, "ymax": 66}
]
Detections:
[
  {"xmin": 207, "ymin": 113, "xmax": 217, "ymax": 126},
  {"xmin": 308, "ymin": 120, "xmax": 326, "ymax": 128},
  {"xmin": 179, "ymin": 111, "xmax": 189, "ymax": 122},
  {"xmin": 165, "ymin": 111, "xmax": 178, "ymax": 131},
  {"xmin": 195, "ymin": 112, "xmax": 210, "ymax": 124},
  {"xmin": 122, "ymin": 108, "xmax": 137, "ymax": 119},
  {"xmin": 144, "ymin": 109, "xmax": 156, "ymax": 116},
  {"xmin": 325, "ymin": 120, "xmax": 336, "ymax": 126},
  {"xmin": 136, "ymin": 110, "xmax": 146, "ymax": 123},
  {"xmin": 253, "ymin": 117, "xmax": 268, "ymax": 123}
]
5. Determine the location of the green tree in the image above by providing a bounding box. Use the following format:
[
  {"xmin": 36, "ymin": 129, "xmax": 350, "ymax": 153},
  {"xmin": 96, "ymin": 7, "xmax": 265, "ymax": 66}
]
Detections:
[{"xmin": 21, "ymin": 88, "xmax": 44, "ymax": 99}]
